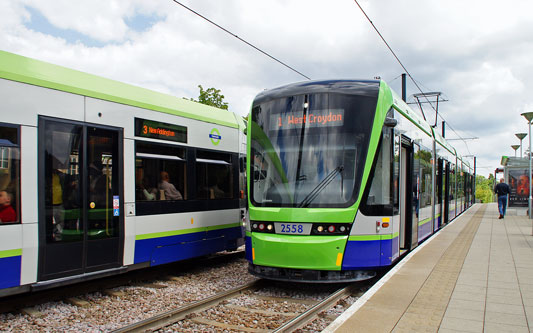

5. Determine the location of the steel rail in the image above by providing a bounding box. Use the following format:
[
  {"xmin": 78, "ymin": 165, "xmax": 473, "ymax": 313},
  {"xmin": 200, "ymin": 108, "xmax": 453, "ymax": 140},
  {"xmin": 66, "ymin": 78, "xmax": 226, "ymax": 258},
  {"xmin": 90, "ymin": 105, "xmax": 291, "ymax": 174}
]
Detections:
[
  {"xmin": 112, "ymin": 279, "xmax": 265, "ymax": 333},
  {"xmin": 273, "ymin": 284, "xmax": 361, "ymax": 332}
]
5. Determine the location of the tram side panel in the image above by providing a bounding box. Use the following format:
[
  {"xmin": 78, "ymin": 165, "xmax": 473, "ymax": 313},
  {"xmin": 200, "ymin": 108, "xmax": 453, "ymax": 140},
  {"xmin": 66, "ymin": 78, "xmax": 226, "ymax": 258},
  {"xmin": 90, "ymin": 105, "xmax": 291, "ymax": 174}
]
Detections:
[
  {"xmin": 20, "ymin": 126, "xmax": 39, "ymax": 286},
  {"xmin": 123, "ymin": 138, "xmax": 136, "ymax": 266},
  {"xmin": 346, "ymin": 106, "xmax": 437, "ymax": 270}
]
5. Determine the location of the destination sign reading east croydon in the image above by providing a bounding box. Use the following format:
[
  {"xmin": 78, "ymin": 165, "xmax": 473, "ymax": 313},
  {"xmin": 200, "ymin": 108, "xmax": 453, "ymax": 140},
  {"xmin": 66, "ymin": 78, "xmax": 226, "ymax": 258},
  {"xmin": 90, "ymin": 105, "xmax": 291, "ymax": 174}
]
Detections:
[
  {"xmin": 135, "ymin": 118, "xmax": 187, "ymax": 143},
  {"xmin": 271, "ymin": 109, "xmax": 345, "ymax": 130}
]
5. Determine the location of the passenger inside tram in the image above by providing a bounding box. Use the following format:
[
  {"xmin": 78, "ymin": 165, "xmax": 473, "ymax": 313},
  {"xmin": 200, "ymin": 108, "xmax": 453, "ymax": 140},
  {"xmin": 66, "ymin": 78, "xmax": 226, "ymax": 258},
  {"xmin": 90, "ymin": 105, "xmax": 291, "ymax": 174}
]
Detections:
[
  {"xmin": 88, "ymin": 161, "xmax": 107, "ymax": 206},
  {"xmin": 0, "ymin": 190, "xmax": 16, "ymax": 223},
  {"xmin": 140, "ymin": 178, "xmax": 157, "ymax": 200},
  {"xmin": 158, "ymin": 171, "xmax": 183, "ymax": 200},
  {"xmin": 209, "ymin": 176, "xmax": 225, "ymax": 199},
  {"xmin": 51, "ymin": 168, "xmax": 65, "ymax": 240}
]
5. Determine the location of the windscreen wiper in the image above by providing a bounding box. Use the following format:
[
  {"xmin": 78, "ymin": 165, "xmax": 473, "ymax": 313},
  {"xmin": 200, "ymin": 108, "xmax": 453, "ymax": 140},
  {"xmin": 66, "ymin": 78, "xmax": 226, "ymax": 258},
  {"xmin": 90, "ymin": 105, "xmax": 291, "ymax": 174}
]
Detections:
[{"xmin": 298, "ymin": 165, "xmax": 344, "ymax": 208}]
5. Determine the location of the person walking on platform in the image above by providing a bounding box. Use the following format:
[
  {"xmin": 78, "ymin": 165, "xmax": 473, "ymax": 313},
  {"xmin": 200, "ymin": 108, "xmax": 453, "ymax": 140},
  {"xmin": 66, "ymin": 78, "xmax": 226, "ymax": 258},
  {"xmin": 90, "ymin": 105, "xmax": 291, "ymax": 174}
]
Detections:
[{"xmin": 494, "ymin": 178, "xmax": 510, "ymax": 219}]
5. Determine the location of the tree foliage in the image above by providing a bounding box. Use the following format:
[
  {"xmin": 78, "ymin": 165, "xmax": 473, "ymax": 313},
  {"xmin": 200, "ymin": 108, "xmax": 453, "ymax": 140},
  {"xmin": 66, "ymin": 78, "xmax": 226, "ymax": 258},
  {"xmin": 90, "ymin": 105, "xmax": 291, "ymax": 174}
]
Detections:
[
  {"xmin": 475, "ymin": 175, "xmax": 494, "ymax": 203},
  {"xmin": 193, "ymin": 85, "xmax": 229, "ymax": 110}
]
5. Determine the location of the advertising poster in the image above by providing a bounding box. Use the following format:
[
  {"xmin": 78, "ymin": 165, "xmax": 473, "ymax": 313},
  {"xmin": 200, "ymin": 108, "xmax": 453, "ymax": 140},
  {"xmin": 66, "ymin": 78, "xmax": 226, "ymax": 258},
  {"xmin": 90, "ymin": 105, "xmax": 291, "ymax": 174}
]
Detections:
[{"xmin": 508, "ymin": 169, "xmax": 531, "ymax": 207}]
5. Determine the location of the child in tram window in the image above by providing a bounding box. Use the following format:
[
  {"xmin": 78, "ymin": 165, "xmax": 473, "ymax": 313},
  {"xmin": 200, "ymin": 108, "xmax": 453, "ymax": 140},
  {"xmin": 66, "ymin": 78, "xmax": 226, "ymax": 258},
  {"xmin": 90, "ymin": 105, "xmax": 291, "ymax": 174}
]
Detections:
[{"xmin": 0, "ymin": 190, "xmax": 16, "ymax": 223}]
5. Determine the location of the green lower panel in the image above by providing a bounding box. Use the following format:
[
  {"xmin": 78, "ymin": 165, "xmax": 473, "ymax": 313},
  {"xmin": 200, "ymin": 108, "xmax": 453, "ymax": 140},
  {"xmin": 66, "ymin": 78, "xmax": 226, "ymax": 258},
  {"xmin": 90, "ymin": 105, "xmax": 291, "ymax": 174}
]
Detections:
[{"xmin": 252, "ymin": 233, "xmax": 348, "ymax": 270}]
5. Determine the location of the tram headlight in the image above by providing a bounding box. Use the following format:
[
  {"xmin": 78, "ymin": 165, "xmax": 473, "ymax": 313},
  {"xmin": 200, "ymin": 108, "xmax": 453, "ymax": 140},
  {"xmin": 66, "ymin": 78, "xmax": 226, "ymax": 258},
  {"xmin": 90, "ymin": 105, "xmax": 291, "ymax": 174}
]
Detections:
[
  {"xmin": 253, "ymin": 223, "xmax": 258, "ymax": 230},
  {"xmin": 267, "ymin": 224, "xmax": 273, "ymax": 231},
  {"xmin": 312, "ymin": 223, "xmax": 350, "ymax": 235}
]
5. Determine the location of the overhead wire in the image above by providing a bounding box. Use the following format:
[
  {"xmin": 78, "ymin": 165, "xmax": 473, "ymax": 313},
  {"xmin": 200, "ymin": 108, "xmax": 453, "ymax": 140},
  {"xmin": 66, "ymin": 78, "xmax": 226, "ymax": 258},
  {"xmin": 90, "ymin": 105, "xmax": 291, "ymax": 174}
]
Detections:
[
  {"xmin": 173, "ymin": 0, "xmax": 475, "ymax": 157},
  {"xmin": 387, "ymin": 73, "xmax": 403, "ymax": 84},
  {"xmin": 352, "ymin": 0, "xmax": 436, "ymax": 118},
  {"xmin": 170, "ymin": 0, "xmax": 311, "ymax": 81},
  {"xmin": 352, "ymin": 0, "xmax": 476, "ymax": 155}
]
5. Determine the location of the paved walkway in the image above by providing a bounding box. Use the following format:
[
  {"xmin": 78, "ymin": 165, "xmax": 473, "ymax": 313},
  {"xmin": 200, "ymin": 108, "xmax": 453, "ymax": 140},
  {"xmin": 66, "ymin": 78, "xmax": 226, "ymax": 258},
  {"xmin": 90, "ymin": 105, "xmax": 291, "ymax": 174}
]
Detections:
[{"xmin": 324, "ymin": 203, "xmax": 533, "ymax": 332}]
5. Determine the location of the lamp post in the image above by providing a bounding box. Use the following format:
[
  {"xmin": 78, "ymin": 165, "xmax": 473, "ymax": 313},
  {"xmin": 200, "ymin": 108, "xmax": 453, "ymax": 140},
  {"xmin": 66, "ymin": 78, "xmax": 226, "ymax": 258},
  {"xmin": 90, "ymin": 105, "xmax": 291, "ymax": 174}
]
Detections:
[
  {"xmin": 520, "ymin": 113, "xmax": 533, "ymax": 224},
  {"xmin": 512, "ymin": 144, "xmax": 520, "ymax": 157},
  {"xmin": 516, "ymin": 133, "xmax": 527, "ymax": 157}
]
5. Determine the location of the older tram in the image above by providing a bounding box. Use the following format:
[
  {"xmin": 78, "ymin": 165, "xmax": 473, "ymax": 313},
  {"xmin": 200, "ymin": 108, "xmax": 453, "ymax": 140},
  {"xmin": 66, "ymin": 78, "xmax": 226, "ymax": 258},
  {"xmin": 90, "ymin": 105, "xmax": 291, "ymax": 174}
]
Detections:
[{"xmin": 0, "ymin": 51, "xmax": 246, "ymax": 296}]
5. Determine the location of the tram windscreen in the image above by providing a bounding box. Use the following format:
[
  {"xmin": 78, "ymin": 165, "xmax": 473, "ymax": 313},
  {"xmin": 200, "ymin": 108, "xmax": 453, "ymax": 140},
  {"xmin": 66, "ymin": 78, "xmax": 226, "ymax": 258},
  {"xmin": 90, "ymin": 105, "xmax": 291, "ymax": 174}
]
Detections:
[{"xmin": 250, "ymin": 92, "xmax": 376, "ymax": 208}]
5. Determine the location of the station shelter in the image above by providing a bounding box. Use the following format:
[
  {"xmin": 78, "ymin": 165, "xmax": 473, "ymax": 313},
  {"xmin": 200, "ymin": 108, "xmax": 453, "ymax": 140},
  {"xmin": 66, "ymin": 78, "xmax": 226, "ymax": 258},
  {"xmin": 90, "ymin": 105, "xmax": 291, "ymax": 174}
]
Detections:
[{"xmin": 500, "ymin": 156, "xmax": 531, "ymax": 207}]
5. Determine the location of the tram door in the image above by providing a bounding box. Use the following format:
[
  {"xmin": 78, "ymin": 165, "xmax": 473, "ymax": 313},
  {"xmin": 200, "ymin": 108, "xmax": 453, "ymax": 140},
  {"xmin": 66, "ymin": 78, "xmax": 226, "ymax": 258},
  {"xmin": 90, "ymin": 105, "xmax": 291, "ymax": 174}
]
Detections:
[
  {"xmin": 443, "ymin": 162, "xmax": 450, "ymax": 225},
  {"xmin": 38, "ymin": 117, "xmax": 124, "ymax": 281},
  {"xmin": 399, "ymin": 139, "xmax": 419, "ymax": 252},
  {"xmin": 435, "ymin": 158, "xmax": 443, "ymax": 229}
]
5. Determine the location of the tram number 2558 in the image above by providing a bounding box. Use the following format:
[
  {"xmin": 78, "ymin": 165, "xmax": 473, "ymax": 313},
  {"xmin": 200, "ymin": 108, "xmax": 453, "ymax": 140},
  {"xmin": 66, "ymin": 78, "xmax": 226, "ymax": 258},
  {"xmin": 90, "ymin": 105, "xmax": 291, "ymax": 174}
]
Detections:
[{"xmin": 280, "ymin": 223, "xmax": 304, "ymax": 234}]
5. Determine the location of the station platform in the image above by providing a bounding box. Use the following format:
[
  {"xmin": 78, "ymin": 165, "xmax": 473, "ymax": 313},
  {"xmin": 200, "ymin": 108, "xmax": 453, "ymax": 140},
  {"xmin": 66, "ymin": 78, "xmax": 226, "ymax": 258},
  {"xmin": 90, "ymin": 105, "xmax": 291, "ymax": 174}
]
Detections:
[{"xmin": 325, "ymin": 203, "xmax": 533, "ymax": 332}]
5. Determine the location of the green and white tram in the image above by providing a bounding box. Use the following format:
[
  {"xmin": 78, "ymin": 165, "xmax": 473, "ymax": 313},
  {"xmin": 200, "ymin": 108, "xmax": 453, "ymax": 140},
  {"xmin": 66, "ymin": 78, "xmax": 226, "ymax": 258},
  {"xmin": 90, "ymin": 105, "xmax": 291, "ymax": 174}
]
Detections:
[{"xmin": 0, "ymin": 50, "xmax": 245, "ymax": 296}]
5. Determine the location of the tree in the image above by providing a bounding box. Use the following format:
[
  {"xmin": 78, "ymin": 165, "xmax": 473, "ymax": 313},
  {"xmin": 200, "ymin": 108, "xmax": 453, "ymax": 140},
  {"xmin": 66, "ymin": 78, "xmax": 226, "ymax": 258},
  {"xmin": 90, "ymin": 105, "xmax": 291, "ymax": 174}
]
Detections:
[
  {"xmin": 475, "ymin": 175, "xmax": 494, "ymax": 203},
  {"xmin": 193, "ymin": 85, "xmax": 229, "ymax": 110}
]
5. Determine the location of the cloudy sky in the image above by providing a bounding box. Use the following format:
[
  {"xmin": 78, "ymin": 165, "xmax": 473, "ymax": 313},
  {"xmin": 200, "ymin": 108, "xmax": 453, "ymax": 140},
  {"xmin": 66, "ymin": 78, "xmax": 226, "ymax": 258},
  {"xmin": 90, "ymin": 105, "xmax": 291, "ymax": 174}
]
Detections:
[{"xmin": 2, "ymin": 0, "xmax": 532, "ymax": 177}]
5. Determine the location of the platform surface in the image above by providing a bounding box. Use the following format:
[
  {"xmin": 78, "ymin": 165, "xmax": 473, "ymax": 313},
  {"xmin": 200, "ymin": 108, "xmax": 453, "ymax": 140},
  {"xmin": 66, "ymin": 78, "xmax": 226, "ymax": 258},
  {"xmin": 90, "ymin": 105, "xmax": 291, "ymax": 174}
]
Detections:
[{"xmin": 325, "ymin": 203, "xmax": 533, "ymax": 332}]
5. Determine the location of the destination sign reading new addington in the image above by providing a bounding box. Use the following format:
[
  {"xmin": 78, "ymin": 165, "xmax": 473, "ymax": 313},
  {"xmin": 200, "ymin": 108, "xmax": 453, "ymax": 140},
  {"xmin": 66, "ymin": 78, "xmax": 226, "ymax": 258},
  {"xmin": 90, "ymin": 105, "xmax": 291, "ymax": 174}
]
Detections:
[{"xmin": 135, "ymin": 118, "xmax": 187, "ymax": 143}]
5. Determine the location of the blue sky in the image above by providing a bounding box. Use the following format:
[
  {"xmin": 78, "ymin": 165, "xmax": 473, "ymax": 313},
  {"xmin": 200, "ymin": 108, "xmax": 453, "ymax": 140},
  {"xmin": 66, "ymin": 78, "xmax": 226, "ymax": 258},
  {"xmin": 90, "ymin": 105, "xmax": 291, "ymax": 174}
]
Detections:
[
  {"xmin": 24, "ymin": 6, "xmax": 105, "ymax": 47},
  {"xmin": 23, "ymin": 6, "xmax": 162, "ymax": 47}
]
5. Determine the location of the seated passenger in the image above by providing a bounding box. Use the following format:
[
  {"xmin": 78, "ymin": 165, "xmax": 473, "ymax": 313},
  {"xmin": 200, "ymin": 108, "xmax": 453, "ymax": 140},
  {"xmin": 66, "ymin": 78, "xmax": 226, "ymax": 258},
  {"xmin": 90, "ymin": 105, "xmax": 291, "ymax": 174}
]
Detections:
[
  {"xmin": 138, "ymin": 177, "xmax": 157, "ymax": 201},
  {"xmin": 158, "ymin": 171, "xmax": 183, "ymax": 200},
  {"xmin": 0, "ymin": 190, "xmax": 16, "ymax": 223},
  {"xmin": 209, "ymin": 178, "xmax": 225, "ymax": 199},
  {"xmin": 210, "ymin": 184, "xmax": 225, "ymax": 199}
]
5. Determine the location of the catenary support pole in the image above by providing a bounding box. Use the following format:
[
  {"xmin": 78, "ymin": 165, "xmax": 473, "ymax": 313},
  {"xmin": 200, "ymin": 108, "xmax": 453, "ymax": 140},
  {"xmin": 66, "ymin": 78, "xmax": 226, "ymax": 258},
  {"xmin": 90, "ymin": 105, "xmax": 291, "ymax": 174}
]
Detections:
[{"xmin": 401, "ymin": 73, "xmax": 407, "ymax": 102}]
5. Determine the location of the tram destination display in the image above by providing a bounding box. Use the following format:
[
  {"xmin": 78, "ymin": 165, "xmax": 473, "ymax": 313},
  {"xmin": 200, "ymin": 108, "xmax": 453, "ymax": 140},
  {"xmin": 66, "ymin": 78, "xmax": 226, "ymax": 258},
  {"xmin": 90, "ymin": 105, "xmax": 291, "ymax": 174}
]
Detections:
[
  {"xmin": 135, "ymin": 118, "xmax": 187, "ymax": 143},
  {"xmin": 270, "ymin": 109, "xmax": 345, "ymax": 130}
]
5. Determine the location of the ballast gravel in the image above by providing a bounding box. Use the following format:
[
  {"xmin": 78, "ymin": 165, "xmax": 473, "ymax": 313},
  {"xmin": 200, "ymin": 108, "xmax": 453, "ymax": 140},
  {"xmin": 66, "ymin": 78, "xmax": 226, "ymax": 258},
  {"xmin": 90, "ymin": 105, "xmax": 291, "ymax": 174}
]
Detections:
[
  {"xmin": 0, "ymin": 254, "xmax": 361, "ymax": 332},
  {"xmin": 0, "ymin": 256, "xmax": 256, "ymax": 332}
]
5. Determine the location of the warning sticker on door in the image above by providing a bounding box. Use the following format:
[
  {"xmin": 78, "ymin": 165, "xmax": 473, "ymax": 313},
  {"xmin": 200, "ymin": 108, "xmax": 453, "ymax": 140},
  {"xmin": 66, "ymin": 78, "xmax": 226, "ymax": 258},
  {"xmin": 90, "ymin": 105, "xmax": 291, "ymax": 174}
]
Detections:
[{"xmin": 113, "ymin": 195, "xmax": 120, "ymax": 216}]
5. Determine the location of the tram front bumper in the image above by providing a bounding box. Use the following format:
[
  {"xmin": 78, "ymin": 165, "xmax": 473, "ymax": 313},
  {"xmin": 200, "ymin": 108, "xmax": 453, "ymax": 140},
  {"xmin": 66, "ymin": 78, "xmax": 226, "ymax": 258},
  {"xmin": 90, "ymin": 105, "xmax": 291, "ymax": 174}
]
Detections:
[{"xmin": 250, "ymin": 232, "xmax": 348, "ymax": 270}]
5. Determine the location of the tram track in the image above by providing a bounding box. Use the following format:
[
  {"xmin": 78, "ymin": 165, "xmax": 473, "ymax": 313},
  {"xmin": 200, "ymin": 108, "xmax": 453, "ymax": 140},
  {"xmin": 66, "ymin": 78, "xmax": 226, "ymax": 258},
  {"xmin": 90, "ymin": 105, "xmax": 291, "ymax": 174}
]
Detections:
[
  {"xmin": 113, "ymin": 278, "xmax": 369, "ymax": 332},
  {"xmin": 113, "ymin": 280, "xmax": 265, "ymax": 333},
  {"xmin": 0, "ymin": 249, "xmax": 373, "ymax": 332},
  {"xmin": 273, "ymin": 284, "xmax": 362, "ymax": 332},
  {"xmin": 0, "ymin": 250, "xmax": 244, "ymax": 322}
]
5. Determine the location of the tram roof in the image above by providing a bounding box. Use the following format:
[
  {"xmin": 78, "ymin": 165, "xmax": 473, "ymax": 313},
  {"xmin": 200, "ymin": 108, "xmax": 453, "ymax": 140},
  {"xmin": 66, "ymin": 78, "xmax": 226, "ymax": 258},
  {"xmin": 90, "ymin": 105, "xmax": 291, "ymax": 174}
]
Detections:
[
  {"xmin": 432, "ymin": 128, "xmax": 456, "ymax": 156},
  {"xmin": 0, "ymin": 50, "xmax": 239, "ymax": 129},
  {"xmin": 253, "ymin": 79, "xmax": 381, "ymax": 104},
  {"xmin": 387, "ymin": 86, "xmax": 433, "ymax": 137}
]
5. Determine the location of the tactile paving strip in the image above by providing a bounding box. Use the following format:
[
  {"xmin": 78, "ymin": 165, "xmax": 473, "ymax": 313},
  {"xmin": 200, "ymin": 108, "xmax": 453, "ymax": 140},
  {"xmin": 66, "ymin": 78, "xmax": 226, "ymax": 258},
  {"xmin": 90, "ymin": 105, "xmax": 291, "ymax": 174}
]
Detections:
[{"xmin": 392, "ymin": 205, "xmax": 486, "ymax": 332}]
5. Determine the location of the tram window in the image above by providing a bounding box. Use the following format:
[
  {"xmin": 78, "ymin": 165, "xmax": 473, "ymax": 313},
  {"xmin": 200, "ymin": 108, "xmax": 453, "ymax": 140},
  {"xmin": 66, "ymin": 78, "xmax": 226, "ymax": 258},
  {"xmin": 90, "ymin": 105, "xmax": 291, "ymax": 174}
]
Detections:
[
  {"xmin": 0, "ymin": 125, "xmax": 19, "ymax": 225},
  {"xmin": 417, "ymin": 148, "xmax": 433, "ymax": 209},
  {"xmin": 361, "ymin": 127, "xmax": 393, "ymax": 216},
  {"xmin": 196, "ymin": 150, "xmax": 233, "ymax": 200},
  {"xmin": 135, "ymin": 142, "xmax": 187, "ymax": 201}
]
